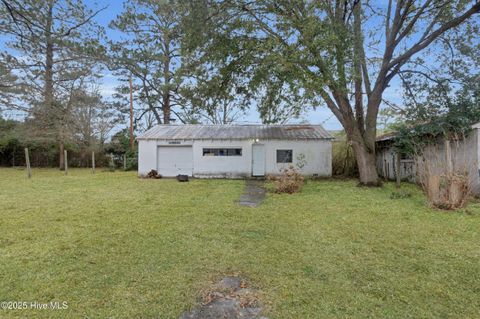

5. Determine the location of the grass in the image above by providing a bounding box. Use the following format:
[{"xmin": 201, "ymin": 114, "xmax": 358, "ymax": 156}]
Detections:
[{"xmin": 1, "ymin": 168, "xmax": 480, "ymax": 318}]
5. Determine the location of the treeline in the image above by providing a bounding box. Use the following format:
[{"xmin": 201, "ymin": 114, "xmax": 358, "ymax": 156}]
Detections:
[{"xmin": 0, "ymin": 117, "xmax": 136, "ymax": 169}]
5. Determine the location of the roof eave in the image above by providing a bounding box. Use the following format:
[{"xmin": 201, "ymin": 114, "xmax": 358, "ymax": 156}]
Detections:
[{"xmin": 137, "ymin": 137, "xmax": 334, "ymax": 141}]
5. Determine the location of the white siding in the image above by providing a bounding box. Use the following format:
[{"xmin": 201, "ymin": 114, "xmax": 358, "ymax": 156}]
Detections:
[
  {"xmin": 265, "ymin": 140, "xmax": 332, "ymax": 176},
  {"xmin": 193, "ymin": 140, "xmax": 252, "ymax": 178},
  {"xmin": 138, "ymin": 140, "xmax": 158, "ymax": 176},
  {"xmin": 138, "ymin": 138, "xmax": 333, "ymax": 178}
]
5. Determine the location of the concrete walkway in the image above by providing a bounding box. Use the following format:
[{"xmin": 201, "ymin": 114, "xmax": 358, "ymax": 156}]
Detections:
[{"xmin": 238, "ymin": 180, "xmax": 266, "ymax": 207}]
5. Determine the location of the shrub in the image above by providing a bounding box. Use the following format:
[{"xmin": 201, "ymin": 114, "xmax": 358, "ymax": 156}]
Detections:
[
  {"xmin": 424, "ymin": 172, "xmax": 470, "ymax": 210},
  {"xmin": 416, "ymin": 138, "xmax": 473, "ymax": 210},
  {"xmin": 390, "ymin": 190, "xmax": 412, "ymax": 199},
  {"xmin": 332, "ymin": 140, "xmax": 358, "ymax": 177},
  {"xmin": 271, "ymin": 165, "xmax": 304, "ymax": 194},
  {"xmin": 124, "ymin": 149, "xmax": 138, "ymax": 171}
]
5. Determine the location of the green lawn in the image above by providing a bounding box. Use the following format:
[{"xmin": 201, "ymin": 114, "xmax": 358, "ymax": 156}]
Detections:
[{"xmin": 0, "ymin": 169, "xmax": 479, "ymax": 318}]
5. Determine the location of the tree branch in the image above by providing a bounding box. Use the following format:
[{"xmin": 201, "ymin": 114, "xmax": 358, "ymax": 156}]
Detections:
[
  {"xmin": 59, "ymin": 5, "xmax": 107, "ymax": 37},
  {"xmin": 388, "ymin": 2, "xmax": 480, "ymax": 70}
]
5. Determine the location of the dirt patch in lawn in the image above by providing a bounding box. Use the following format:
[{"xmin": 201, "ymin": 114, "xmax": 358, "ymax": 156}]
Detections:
[{"xmin": 180, "ymin": 276, "xmax": 268, "ymax": 319}]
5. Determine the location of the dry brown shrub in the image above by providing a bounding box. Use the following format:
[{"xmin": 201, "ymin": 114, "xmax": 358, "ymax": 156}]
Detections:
[
  {"xmin": 271, "ymin": 165, "xmax": 304, "ymax": 194},
  {"xmin": 146, "ymin": 169, "xmax": 162, "ymax": 179},
  {"xmin": 417, "ymin": 136, "xmax": 472, "ymax": 210},
  {"xmin": 424, "ymin": 172, "xmax": 470, "ymax": 210}
]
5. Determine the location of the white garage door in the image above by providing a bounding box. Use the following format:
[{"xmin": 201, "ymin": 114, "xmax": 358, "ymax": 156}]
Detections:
[{"xmin": 157, "ymin": 146, "xmax": 193, "ymax": 177}]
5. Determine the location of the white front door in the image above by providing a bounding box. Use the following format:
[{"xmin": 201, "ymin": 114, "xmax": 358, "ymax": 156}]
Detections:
[
  {"xmin": 157, "ymin": 146, "xmax": 193, "ymax": 176},
  {"xmin": 252, "ymin": 144, "xmax": 266, "ymax": 176}
]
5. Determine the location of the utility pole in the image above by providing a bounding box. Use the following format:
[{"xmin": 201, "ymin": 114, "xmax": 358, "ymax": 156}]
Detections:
[{"xmin": 129, "ymin": 75, "xmax": 134, "ymax": 150}]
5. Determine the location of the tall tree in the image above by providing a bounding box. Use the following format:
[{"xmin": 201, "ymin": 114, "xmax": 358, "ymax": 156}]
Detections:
[
  {"xmin": 72, "ymin": 84, "xmax": 123, "ymax": 150},
  {"xmin": 0, "ymin": 0, "xmax": 105, "ymax": 169},
  {"xmin": 110, "ymin": 0, "xmax": 189, "ymax": 125},
  {"xmin": 181, "ymin": 1, "xmax": 255, "ymax": 125},
  {"xmin": 210, "ymin": 0, "xmax": 480, "ymax": 185},
  {"xmin": 0, "ymin": 59, "xmax": 23, "ymax": 112},
  {"xmin": 182, "ymin": 53, "xmax": 252, "ymax": 124}
]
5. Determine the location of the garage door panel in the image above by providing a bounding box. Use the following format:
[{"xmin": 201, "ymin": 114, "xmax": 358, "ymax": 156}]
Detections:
[{"xmin": 157, "ymin": 146, "xmax": 193, "ymax": 176}]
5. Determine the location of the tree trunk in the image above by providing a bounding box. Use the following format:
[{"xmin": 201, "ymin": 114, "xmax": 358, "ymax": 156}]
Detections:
[
  {"xmin": 163, "ymin": 33, "xmax": 171, "ymax": 124},
  {"xmin": 351, "ymin": 139, "xmax": 380, "ymax": 186},
  {"xmin": 59, "ymin": 142, "xmax": 64, "ymax": 170},
  {"xmin": 162, "ymin": 93, "xmax": 170, "ymax": 124},
  {"xmin": 45, "ymin": 1, "xmax": 61, "ymax": 169},
  {"xmin": 44, "ymin": 2, "xmax": 54, "ymax": 110}
]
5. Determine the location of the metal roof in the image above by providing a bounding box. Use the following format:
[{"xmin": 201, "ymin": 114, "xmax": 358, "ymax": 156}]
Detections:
[
  {"xmin": 376, "ymin": 132, "xmax": 398, "ymax": 142},
  {"xmin": 377, "ymin": 122, "xmax": 480, "ymax": 143},
  {"xmin": 138, "ymin": 124, "xmax": 333, "ymax": 140}
]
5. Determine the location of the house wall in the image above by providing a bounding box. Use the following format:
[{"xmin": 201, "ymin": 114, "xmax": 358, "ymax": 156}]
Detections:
[
  {"xmin": 375, "ymin": 129, "xmax": 480, "ymax": 195},
  {"xmin": 138, "ymin": 139, "xmax": 158, "ymax": 176},
  {"xmin": 192, "ymin": 140, "xmax": 252, "ymax": 178},
  {"xmin": 263, "ymin": 140, "xmax": 332, "ymax": 176},
  {"xmin": 138, "ymin": 138, "xmax": 332, "ymax": 178}
]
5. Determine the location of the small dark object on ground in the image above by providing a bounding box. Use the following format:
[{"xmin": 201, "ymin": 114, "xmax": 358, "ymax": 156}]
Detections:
[
  {"xmin": 146, "ymin": 169, "xmax": 162, "ymax": 179},
  {"xmin": 177, "ymin": 174, "xmax": 189, "ymax": 182},
  {"xmin": 390, "ymin": 190, "xmax": 412, "ymax": 199}
]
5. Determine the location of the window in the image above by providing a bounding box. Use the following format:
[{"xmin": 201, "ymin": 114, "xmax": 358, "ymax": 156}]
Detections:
[
  {"xmin": 277, "ymin": 149, "xmax": 293, "ymax": 163},
  {"xmin": 203, "ymin": 148, "xmax": 242, "ymax": 156}
]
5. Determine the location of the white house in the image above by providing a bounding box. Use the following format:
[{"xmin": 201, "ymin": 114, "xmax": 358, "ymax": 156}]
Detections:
[{"xmin": 137, "ymin": 124, "xmax": 333, "ymax": 178}]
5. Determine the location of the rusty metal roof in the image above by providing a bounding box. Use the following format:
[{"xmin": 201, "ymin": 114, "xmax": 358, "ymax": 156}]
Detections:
[{"xmin": 138, "ymin": 124, "xmax": 333, "ymax": 140}]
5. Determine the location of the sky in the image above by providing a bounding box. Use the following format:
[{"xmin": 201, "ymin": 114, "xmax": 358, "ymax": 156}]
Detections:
[{"xmin": 1, "ymin": 0, "xmax": 406, "ymax": 131}]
